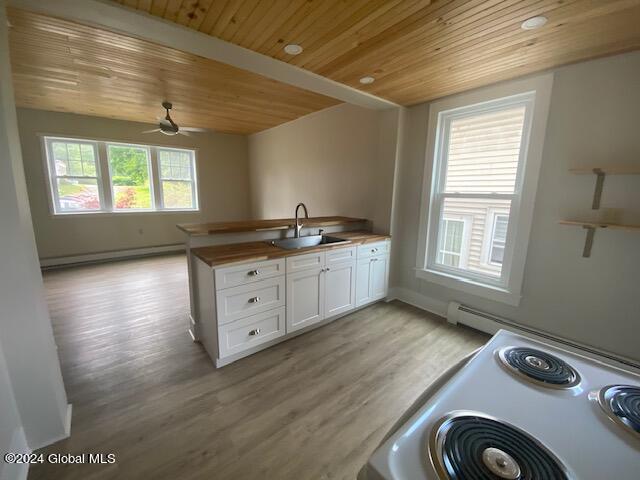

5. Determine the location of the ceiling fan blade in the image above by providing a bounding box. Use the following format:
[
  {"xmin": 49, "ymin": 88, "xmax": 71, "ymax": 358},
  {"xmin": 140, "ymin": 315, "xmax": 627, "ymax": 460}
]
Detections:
[
  {"xmin": 142, "ymin": 128, "xmax": 161, "ymax": 134},
  {"xmin": 181, "ymin": 126, "xmax": 210, "ymax": 132},
  {"xmin": 178, "ymin": 130, "xmax": 191, "ymax": 137}
]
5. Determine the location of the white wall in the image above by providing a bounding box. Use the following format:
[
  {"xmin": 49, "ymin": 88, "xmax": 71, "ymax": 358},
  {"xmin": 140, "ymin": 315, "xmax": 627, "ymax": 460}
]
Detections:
[
  {"xmin": 0, "ymin": 342, "xmax": 28, "ymax": 480},
  {"xmin": 391, "ymin": 51, "xmax": 640, "ymax": 361},
  {"xmin": 17, "ymin": 108, "xmax": 251, "ymax": 260},
  {"xmin": 248, "ymin": 103, "xmax": 400, "ymax": 233},
  {"xmin": 0, "ymin": 0, "xmax": 69, "ymax": 455}
]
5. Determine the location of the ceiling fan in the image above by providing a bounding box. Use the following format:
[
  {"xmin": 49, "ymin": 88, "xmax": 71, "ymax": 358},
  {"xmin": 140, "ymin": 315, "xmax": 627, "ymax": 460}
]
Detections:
[{"xmin": 142, "ymin": 102, "xmax": 208, "ymax": 136}]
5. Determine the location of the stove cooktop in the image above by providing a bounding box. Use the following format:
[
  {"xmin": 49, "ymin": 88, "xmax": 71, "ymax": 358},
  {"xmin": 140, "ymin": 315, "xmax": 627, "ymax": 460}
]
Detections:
[{"xmin": 363, "ymin": 330, "xmax": 640, "ymax": 480}]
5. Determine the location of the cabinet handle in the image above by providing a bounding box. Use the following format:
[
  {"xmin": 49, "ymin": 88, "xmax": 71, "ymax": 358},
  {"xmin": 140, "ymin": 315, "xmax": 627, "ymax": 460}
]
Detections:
[
  {"xmin": 248, "ymin": 296, "xmax": 260, "ymax": 303},
  {"xmin": 371, "ymin": 258, "xmax": 378, "ymax": 262},
  {"xmin": 371, "ymin": 248, "xmax": 378, "ymax": 253},
  {"xmin": 248, "ymin": 269, "xmax": 260, "ymax": 276},
  {"xmin": 248, "ymin": 328, "xmax": 260, "ymax": 336}
]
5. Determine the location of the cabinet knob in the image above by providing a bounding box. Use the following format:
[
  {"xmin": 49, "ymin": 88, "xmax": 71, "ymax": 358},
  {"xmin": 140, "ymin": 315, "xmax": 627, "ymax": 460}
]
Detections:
[
  {"xmin": 371, "ymin": 258, "xmax": 378, "ymax": 262},
  {"xmin": 248, "ymin": 328, "xmax": 260, "ymax": 336},
  {"xmin": 248, "ymin": 269, "xmax": 260, "ymax": 276},
  {"xmin": 248, "ymin": 296, "xmax": 260, "ymax": 303},
  {"xmin": 326, "ymin": 267, "xmax": 331, "ymax": 271}
]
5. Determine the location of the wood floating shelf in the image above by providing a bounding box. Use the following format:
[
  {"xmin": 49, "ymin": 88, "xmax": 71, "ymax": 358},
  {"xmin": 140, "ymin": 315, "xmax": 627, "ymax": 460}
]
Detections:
[
  {"xmin": 569, "ymin": 167, "xmax": 640, "ymax": 175},
  {"xmin": 558, "ymin": 220, "xmax": 640, "ymax": 231},
  {"xmin": 559, "ymin": 220, "xmax": 640, "ymax": 258}
]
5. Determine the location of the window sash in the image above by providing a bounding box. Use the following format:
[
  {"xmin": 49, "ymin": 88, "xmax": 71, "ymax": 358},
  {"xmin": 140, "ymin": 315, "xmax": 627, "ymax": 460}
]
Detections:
[
  {"xmin": 45, "ymin": 138, "xmax": 105, "ymax": 213},
  {"xmin": 43, "ymin": 136, "xmax": 198, "ymax": 215},
  {"xmin": 425, "ymin": 93, "xmax": 534, "ymax": 288},
  {"xmin": 106, "ymin": 143, "xmax": 154, "ymax": 211},
  {"xmin": 157, "ymin": 148, "xmax": 198, "ymax": 210}
]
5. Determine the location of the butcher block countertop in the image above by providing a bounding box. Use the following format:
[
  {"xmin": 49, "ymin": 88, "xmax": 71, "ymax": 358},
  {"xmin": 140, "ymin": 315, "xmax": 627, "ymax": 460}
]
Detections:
[
  {"xmin": 177, "ymin": 216, "xmax": 367, "ymax": 236},
  {"xmin": 192, "ymin": 231, "xmax": 391, "ymax": 267}
]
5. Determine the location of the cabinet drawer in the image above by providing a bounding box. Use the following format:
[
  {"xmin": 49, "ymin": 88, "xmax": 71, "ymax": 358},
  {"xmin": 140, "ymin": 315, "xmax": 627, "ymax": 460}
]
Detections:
[
  {"xmin": 218, "ymin": 307, "xmax": 285, "ymax": 358},
  {"xmin": 325, "ymin": 246, "xmax": 356, "ymax": 265},
  {"xmin": 216, "ymin": 276, "xmax": 285, "ymax": 325},
  {"xmin": 286, "ymin": 251, "xmax": 325, "ymax": 273},
  {"xmin": 357, "ymin": 241, "xmax": 390, "ymax": 259},
  {"xmin": 214, "ymin": 259, "xmax": 284, "ymax": 291}
]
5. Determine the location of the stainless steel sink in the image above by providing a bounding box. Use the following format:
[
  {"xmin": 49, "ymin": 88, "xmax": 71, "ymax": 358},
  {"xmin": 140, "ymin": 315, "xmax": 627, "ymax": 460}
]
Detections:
[{"xmin": 270, "ymin": 235, "xmax": 349, "ymax": 250}]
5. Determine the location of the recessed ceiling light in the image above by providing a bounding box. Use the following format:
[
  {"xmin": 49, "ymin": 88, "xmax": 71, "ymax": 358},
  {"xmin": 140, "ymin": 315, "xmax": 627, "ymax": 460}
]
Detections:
[
  {"xmin": 284, "ymin": 44, "xmax": 303, "ymax": 55},
  {"xmin": 521, "ymin": 15, "xmax": 547, "ymax": 30},
  {"xmin": 359, "ymin": 76, "xmax": 375, "ymax": 85}
]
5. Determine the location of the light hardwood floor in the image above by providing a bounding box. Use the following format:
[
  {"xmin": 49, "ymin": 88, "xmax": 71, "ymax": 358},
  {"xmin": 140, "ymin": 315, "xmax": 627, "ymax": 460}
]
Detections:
[{"xmin": 31, "ymin": 253, "xmax": 487, "ymax": 480}]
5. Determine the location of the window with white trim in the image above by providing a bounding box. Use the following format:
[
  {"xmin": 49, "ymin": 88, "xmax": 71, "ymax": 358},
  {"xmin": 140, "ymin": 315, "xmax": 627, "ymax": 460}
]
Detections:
[
  {"xmin": 158, "ymin": 148, "xmax": 198, "ymax": 210},
  {"xmin": 43, "ymin": 136, "xmax": 198, "ymax": 214},
  {"xmin": 416, "ymin": 74, "xmax": 553, "ymax": 305},
  {"xmin": 489, "ymin": 214, "xmax": 509, "ymax": 265},
  {"xmin": 46, "ymin": 139, "xmax": 103, "ymax": 212}
]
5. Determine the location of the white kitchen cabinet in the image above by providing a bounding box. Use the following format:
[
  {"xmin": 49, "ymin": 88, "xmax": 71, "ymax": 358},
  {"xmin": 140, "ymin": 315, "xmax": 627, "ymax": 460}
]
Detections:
[
  {"xmin": 324, "ymin": 260, "xmax": 356, "ymax": 318},
  {"xmin": 356, "ymin": 242, "xmax": 390, "ymax": 307},
  {"xmin": 356, "ymin": 258, "xmax": 374, "ymax": 307},
  {"xmin": 370, "ymin": 255, "xmax": 389, "ymax": 301},
  {"xmin": 286, "ymin": 265, "xmax": 325, "ymax": 333},
  {"xmin": 197, "ymin": 239, "xmax": 390, "ymax": 368}
]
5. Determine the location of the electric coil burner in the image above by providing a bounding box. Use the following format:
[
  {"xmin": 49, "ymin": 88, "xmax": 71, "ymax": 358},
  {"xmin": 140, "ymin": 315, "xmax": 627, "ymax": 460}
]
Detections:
[
  {"xmin": 429, "ymin": 412, "xmax": 569, "ymax": 480},
  {"xmin": 593, "ymin": 385, "xmax": 640, "ymax": 440},
  {"xmin": 497, "ymin": 346, "xmax": 581, "ymax": 388}
]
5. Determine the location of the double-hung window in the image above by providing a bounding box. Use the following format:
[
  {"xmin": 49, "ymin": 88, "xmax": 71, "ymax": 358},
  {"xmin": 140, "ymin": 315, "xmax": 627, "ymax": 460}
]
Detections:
[
  {"xmin": 45, "ymin": 139, "xmax": 103, "ymax": 212},
  {"xmin": 158, "ymin": 148, "xmax": 198, "ymax": 210},
  {"xmin": 43, "ymin": 136, "xmax": 198, "ymax": 214},
  {"xmin": 417, "ymin": 74, "xmax": 553, "ymax": 305}
]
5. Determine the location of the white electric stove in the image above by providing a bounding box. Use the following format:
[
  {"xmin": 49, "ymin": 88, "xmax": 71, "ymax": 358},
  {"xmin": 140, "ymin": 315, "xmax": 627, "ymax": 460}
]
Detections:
[{"xmin": 360, "ymin": 329, "xmax": 640, "ymax": 479}]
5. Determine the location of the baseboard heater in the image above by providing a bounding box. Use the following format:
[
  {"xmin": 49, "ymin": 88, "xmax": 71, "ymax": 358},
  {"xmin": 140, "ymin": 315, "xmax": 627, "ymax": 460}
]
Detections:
[{"xmin": 446, "ymin": 301, "xmax": 639, "ymax": 371}]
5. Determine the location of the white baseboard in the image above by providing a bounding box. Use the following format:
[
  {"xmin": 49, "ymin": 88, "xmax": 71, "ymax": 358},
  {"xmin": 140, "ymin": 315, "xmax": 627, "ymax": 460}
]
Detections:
[
  {"xmin": 387, "ymin": 286, "xmax": 448, "ymax": 318},
  {"xmin": 40, "ymin": 244, "xmax": 185, "ymax": 268}
]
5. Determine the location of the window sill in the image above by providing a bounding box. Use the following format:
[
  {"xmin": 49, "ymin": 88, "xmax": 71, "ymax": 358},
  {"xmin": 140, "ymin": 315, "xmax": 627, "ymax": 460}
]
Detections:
[
  {"xmin": 51, "ymin": 209, "xmax": 200, "ymax": 218},
  {"xmin": 415, "ymin": 267, "xmax": 521, "ymax": 306}
]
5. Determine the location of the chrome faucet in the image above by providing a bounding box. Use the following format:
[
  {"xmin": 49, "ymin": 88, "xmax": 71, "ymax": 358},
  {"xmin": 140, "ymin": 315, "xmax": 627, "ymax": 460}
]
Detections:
[{"xmin": 294, "ymin": 203, "xmax": 309, "ymax": 238}]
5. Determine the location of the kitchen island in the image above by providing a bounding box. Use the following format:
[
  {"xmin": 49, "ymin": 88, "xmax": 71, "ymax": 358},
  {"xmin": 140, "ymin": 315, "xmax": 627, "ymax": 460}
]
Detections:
[{"xmin": 177, "ymin": 217, "xmax": 390, "ymax": 367}]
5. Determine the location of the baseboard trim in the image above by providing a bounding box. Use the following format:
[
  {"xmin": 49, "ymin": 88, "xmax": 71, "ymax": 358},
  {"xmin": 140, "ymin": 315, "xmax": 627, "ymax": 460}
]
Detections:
[
  {"xmin": 388, "ymin": 286, "xmax": 448, "ymax": 318},
  {"xmin": 40, "ymin": 244, "xmax": 185, "ymax": 268}
]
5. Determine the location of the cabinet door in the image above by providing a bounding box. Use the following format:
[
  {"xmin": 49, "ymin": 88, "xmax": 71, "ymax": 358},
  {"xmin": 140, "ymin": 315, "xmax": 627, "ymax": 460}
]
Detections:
[
  {"xmin": 356, "ymin": 258, "xmax": 373, "ymax": 307},
  {"xmin": 324, "ymin": 261, "xmax": 356, "ymax": 318},
  {"xmin": 370, "ymin": 256, "xmax": 389, "ymax": 301},
  {"xmin": 286, "ymin": 266, "xmax": 325, "ymax": 333}
]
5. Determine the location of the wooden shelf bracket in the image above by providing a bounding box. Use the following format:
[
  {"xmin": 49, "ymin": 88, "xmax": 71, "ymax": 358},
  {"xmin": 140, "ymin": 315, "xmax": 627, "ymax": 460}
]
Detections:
[
  {"xmin": 591, "ymin": 168, "xmax": 605, "ymax": 209},
  {"xmin": 582, "ymin": 225, "xmax": 597, "ymax": 258}
]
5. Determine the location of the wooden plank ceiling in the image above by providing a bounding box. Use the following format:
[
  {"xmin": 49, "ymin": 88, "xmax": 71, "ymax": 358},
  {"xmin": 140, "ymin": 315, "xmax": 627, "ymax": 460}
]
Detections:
[
  {"xmin": 7, "ymin": 8, "xmax": 339, "ymax": 134},
  {"xmin": 116, "ymin": 0, "xmax": 640, "ymax": 105}
]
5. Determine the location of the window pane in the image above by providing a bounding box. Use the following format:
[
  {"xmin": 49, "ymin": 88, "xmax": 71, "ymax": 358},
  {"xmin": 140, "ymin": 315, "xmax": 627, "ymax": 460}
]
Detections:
[
  {"xmin": 490, "ymin": 245, "xmax": 505, "ymax": 264},
  {"xmin": 52, "ymin": 142, "xmax": 69, "ymax": 175},
  {"xmin": 158, "ymin": 149, "xmax": 193, "ymax": 180},
  {"xmin": 162, "ymin": 180, "xmax": 194, "ymax": 209},
  {"xmin": 108, "ymin": 145, "xmax": 152, "ymax": 210},
  {"xmin": 56, "ymin": 178, "xmax": 101, "ymax": 211},
  {"xmin": 52, "ymin": 141, "xmax": 98, "ymax": 177},
  {"xmin": 444, "ymin": 106, "xmax": 526, "ymax": 194},
  {"xmin": 493, "ymin": 215, "xmax": 509, "ymax": 242},
  {"xmin": 437, "ymin": 197, "xmax": 511, "ymax": 277}
]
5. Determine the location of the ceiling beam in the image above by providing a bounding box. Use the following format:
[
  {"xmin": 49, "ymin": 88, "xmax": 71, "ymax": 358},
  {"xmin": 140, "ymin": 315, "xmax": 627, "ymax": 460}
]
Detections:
[{"xmin": 7, "ymin": 0, "xmax": 398, "ymax": 110}]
